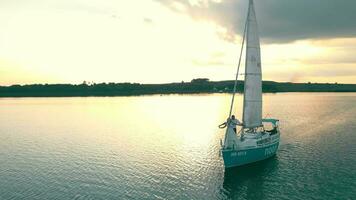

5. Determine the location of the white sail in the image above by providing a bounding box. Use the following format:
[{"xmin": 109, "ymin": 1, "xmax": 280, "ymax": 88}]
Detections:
[{"xmin": 242, "ymin": 0, "xmax": 262, "ymax": 128}]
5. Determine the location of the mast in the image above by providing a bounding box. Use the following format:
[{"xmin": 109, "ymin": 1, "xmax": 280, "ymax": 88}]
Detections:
[{"xmin": 242, "ymin": 0, "xmax": 262, "ymax": 128}]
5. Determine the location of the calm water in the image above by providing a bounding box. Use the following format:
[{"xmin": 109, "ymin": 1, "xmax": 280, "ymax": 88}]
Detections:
[{"xmin": 0, "ymin": 93, "xmax": 355, "ymax": 200}]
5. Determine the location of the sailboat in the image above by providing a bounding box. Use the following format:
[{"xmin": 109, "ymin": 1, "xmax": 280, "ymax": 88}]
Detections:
[{"xmin": 220, "ymin": 0, "xmax": 280, "ymax": 168}]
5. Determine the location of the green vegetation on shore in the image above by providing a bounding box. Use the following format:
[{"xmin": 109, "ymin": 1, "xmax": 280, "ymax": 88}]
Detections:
[{"xmin": 1, "ymin": 78, "xmax": 355, "ymax": 97}]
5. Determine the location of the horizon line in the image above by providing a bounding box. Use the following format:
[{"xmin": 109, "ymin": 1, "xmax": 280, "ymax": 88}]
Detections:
[{"xmin": 1, "ymin": 79, "xmax": 355, "ymax": 87}]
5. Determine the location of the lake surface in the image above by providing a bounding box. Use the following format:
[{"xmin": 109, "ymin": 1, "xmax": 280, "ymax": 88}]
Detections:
[{"xmin": 0, "ymin": 93, "xmax": 355, "ymax": 200}]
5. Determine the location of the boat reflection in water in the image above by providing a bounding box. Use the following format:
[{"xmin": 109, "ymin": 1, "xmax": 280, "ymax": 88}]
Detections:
[{"xmin": 221, "ymin": 155, "xmax": 279, "ymax": 200}]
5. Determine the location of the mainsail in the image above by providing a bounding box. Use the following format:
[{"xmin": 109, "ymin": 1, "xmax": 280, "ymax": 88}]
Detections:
[{"xmin": 242, "ymin": 0, "xmax": 262, "ymax": 128}]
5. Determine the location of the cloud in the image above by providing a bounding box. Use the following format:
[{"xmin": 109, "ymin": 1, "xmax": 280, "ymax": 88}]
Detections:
[
  {"xmin": 1, "ymin": 0, "xmax": 355, "ymax": 85},
  {"xmin": 156, "ymin": 0, "xmax": 356, "ymax": 43}
]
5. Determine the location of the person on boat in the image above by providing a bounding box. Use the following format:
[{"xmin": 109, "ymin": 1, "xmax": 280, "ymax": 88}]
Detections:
[
  {"xmin": 219, "ymin": 115, "xmax": 241, "ymax": 133},
  {"xmin": 266, "ymin": 124, "xmax": 278, "ymax": 135},
  {"xmin": 229, "ymin": 115, "xmax": 241, "ymax": 133}
]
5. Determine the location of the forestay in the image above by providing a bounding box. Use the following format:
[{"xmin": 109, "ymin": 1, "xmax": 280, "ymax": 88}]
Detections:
[{"xmin": 242, "ymin": 0, "xmax": 262, "ymax": 128}]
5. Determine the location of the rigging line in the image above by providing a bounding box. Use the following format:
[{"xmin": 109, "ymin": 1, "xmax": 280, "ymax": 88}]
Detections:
[{"xmin": 227, "ymin": 11, "xmax": 248, "ymax": 119}]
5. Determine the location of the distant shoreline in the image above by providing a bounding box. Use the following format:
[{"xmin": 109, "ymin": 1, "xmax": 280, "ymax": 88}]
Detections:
[{"xmin": 1, "ymin": 79, "xmax": 356, "ymax": 97}]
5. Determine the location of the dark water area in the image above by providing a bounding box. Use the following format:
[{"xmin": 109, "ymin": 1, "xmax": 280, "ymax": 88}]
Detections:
[{"xmin": 0, "ymin": 93, "xmax": 355, "ymax": 199}]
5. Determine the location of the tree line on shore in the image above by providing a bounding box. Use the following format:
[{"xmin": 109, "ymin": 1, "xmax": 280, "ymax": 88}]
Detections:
[{"xmin": 0, "ymin": 78, "xmax": 355, "ymax": 97}]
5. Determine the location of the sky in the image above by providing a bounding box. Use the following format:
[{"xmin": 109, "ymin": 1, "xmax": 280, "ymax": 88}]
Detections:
[{"xmin": 0, "ymin": 0, "xmax": 356, "ymax": 86}]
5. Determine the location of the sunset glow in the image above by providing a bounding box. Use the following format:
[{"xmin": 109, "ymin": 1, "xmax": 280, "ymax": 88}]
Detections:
[{"xmin": 0, "ymin": 0, "xmax": 355, "ymax": 85}]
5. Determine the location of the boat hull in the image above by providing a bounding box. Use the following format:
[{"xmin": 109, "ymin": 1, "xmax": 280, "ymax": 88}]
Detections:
[{"xmin": 222, "ymin": 142, "xmax": 279, "ymax": 168}]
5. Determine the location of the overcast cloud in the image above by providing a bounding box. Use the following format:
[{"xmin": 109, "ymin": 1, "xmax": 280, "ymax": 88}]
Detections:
[{"xmin": 157, "ymin": 0, "xmax": 356, "ymax": 43}]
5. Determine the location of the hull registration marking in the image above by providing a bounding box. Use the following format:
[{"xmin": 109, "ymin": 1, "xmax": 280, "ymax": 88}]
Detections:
[{"xmin": 265, "ymin": 145, "xmax": 277, "ymax": 156}]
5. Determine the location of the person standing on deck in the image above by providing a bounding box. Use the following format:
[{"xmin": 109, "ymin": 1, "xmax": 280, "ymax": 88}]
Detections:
[
  {"xmin": 219, "ymin": 115, "xmax": 241, "ymax": 133},
  {"xmin": 229, "ymin": 115, "xmax": 241, "ymax": 133}
]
